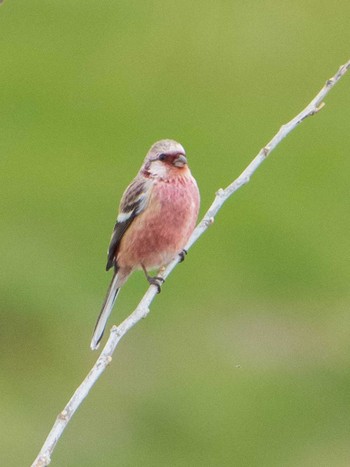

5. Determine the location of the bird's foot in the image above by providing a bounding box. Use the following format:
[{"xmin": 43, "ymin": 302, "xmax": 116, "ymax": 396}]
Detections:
[
  {"xmin": 147, "ymin": 275, "xmax": 165, "ymax": 293},
  {"xmin": 179, "ymin": 249, "xmax": 187, "ymax": 263},
  {"xmin": 141, "ymin": 263, "xmax": 165, "ymax": 293}
]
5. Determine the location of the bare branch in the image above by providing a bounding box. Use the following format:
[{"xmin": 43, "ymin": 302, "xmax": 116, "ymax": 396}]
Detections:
[{"xmin": 31, "ymin": 59, "xmax": 350, "ymax": 467}]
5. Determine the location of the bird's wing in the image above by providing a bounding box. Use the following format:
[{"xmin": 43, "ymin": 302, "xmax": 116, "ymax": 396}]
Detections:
[{"xmin": 106, "ymin": 177, "xmax": 152, "ymax": 271}]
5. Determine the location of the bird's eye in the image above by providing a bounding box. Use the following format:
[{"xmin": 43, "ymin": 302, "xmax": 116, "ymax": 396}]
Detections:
[{"xmin": 158, "ymin": 153, "xmax": 166, "ymax": 161}]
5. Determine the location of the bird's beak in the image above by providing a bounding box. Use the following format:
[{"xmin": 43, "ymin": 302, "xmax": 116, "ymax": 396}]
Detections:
[{"xmin": 173, "ymin": 154, "xmax": 187, "ymax": 167}]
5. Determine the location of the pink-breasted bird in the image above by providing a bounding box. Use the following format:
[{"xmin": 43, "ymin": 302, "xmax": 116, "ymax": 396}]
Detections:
[{"xmin": 91, "ymin": 139, "xmax": 200, "ymax": 350}]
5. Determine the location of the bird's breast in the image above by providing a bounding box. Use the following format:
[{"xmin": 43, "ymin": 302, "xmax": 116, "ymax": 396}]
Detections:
[{"xmin": 117, "ymin": 175, "xmax": 200, "ymax": 270}]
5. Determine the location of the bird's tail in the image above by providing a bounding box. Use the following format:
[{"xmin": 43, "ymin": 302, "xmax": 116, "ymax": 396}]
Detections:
[{"xmin": 91, "ymin": 272, "xmax": 121, "ymax": 350}]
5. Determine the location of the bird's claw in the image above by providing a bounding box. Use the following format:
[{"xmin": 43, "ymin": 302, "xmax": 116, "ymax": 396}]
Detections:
[
  {"xmin": 147, "ymin": 276, "xmax": 165, "ymax": 293},
  {"xmin": 179, "ymin": 249, "xmax": 187, "ymax": 263}
]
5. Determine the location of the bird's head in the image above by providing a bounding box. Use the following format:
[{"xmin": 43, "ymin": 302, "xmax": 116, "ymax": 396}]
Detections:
[{"xmin": 142, "ymin": 139, "xmax": 188, "ymax": 178}]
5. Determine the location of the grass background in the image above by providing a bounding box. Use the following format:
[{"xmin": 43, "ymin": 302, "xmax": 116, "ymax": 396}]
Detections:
[{"xmin": 1, "ymin": 1, "xmax": 350, "ymax": 465}]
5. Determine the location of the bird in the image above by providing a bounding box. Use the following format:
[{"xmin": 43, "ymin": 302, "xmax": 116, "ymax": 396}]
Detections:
[{"xmin": 90, "ymin": 139, "xmax": 200, "ymax": 350}]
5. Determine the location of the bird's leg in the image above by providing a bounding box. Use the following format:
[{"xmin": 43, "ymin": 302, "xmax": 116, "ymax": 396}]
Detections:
[
  {"xmin": 179, "ymin": 249, "xmax": 187, "ymax": 263},
  {"xmin": 141, "ymin": 264, "xmax": 165, "ymax": 293}
]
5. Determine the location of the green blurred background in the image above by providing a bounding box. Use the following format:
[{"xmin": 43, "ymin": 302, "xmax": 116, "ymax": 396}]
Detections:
[{"xmin": 1, "ymin": 1, "xmax": 350, "ymax": 466}]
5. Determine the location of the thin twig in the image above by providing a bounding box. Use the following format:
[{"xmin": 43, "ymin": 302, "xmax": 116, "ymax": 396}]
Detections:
[{"xmin": 31, "ymin": 59, "xmax": 350, "ymax": 467}]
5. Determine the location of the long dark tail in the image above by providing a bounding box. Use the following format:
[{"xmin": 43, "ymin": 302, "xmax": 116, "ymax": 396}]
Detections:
[{"xmin": 90, "ymin": 272, "xmax": 120, "ymax": 350}]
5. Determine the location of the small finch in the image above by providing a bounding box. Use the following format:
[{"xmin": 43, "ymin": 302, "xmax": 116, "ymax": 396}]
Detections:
[{"xmin": 91, "ymin": 139, "xmax": 200, "ymax": 350}]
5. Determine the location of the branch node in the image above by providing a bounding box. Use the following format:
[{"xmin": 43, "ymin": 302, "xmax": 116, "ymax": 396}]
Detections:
[
  {"xmin": 316, "ymin": 102, "xmax": 326, "ymax": 112},
  {"xmin": 262, "ymin": 146, "xmax": 270, "ymax": 157},
  {"xmin": 58, "ymin": 409, "xmax": 69, "ymax": 421},
  {"xmin": 215, "ymin": 188, "xmax": 225, "ymax": 197},
  {"xmin": 98, "ymin": 354, "xmax": 113, "ymax": 366},
  {"xmin": 33, "ymin": 455, "xmax": 51, "ymax": 467},
  {"xmin": 111, "ymin": 324, "xmax": 122, "ymax": 337}
]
